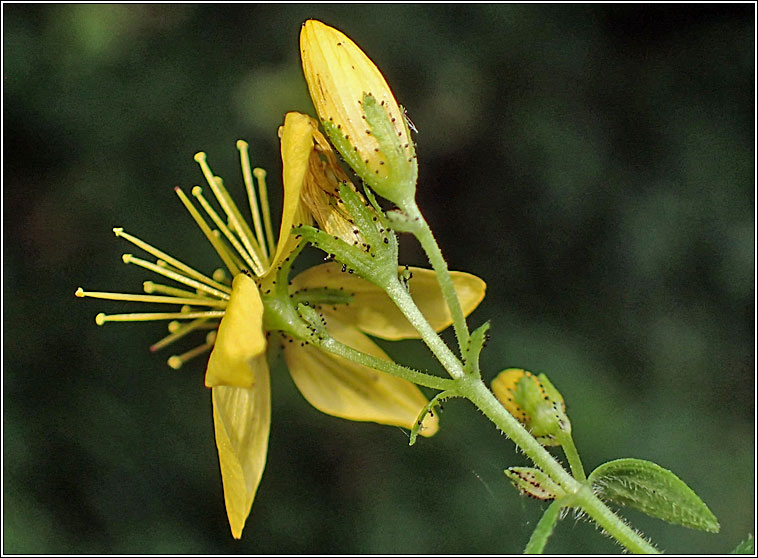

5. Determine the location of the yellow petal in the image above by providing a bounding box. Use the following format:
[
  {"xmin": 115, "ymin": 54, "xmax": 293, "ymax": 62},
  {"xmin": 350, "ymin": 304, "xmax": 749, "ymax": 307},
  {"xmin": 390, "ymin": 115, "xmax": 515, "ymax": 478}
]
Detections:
[
  {"xmin": 205, "ymin": 273, "xmax": 267, "ymax": 388},
  {"xmin": 212, "ymin": 361, "xmax": 271, "ymax": 539},
  {"xmin": 491, "ymin": 368, "xmax": 529, "ymax": 424},
  {"xmin": 300, "ymin": 20, "xmax": 417, "ymax": 204},
  {"xmin": 267, "ymin": 112, "xmax": 315, "ymax": 275},
  {"xmin": 291, "ymin": 263, "xmax": 486, "ymax": 340},
  {"xmin": 283, "ymin": 314, "xmax": 438, "ymax": 436}
]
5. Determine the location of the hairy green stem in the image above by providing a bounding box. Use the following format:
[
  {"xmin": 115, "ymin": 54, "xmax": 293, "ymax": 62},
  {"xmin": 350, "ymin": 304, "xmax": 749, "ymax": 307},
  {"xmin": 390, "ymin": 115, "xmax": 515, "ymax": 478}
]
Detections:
[
  {"xmin": 459, "ymin": 379, "xmax": 659, "ymax": 554},
  {"xmin": 384, "ymin": 277, "xmax": 466, "ymax": 379},
  {"xmin": 399, "ymin": 200, "xmax": 471, "ymax": 355},
  {"xmin": 561, "ymin": 435, "xmax": 586, "ymax": 481},
  {"xmin": 525, "ymin": 499, "xmax": 563, "ymax": 554},
  {"xmin": 312, "ymin": 334, "xmax": 456, "ymax": 392}
]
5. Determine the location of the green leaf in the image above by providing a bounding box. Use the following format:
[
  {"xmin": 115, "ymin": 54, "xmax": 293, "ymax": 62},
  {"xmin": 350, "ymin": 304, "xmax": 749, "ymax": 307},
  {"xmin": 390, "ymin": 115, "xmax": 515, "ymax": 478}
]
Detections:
[
  {"xmin": 589, "ymin": 458, "xmax": 719, "ymax": 533},
  {"xmin": 730, "ymin": 534, "xmax": 754, "ymax": 554}
]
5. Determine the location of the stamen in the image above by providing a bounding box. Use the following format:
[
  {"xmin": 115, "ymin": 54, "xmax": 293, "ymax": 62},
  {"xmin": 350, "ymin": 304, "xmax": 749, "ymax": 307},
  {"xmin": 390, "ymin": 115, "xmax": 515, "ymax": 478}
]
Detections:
[
  {"xmin": 122, "ymin": 254, "xmax": 230, "ymax": 300},
  {"xmin": 168, "ymin": 319, "xmax": 217, "ymax": 333},
  {"xmin": 194, "ymin": 152, "xmax": 268, "ymax": 273},
  {"xmin": 253, "ymin": 167, "xmax": 277, "ymax": 257},
  {"xmin": 212, "ymin": 268, "xmax": 229, "ymax": 285},
  {"xmin": 95, "ymin": 310, "xmax": 225, "ymax": 325},
  {"xmin": 112, "ymin": 228, "xmax": 231, "ymax": 296},
  {"xmin": 167, "ymin": 331, "xmax": 217, "ymax": 370},
  {"xmin": 150, "ymin": 317, "xmax": 215, "ymax": 352},
  {"xmin": 237, "ymin": 140, "xmax": 270, "ymax": 261},
  {"xmin": 174, "ymin": 187, "xmax": 242, "ymax": 277},
  {"xmin": 191, "ymin": 186, "xmax": 264, "ymax": 277},
  {"xmin": 211, "ymin": 230, "xmax": 246, "ymax": 271},
  {"xmin": 143, "ymin": 281, "xmax": 204, "ymax": 299},
  {"xmin": 75, "ymin": 287, "xmax": 226, "ymax": 308}
]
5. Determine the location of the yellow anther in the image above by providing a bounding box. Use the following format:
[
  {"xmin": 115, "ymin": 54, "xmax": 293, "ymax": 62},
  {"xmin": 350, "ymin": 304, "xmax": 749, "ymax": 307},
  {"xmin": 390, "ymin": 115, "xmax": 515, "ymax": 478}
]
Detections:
[
  {"xmin": 166, "ymin": 330, "xmax": 216, "ymax": 370},
  {"xmin": 95, "ymin": 313, "xmax": 107, "ymax": 326}
]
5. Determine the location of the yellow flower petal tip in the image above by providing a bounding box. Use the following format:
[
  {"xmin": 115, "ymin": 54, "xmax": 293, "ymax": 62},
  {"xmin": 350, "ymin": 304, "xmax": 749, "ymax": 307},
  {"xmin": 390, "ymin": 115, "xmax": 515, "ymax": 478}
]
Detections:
[
  {"xmin": 300, "ymin": 19, "xmax": 417, "ymax": 205},
  {"xmin": 213, "ymin": 382, "xmax": 271, "ymax": 540},
  {"xmin": 205, "ymin": 274, "xmax": 267, "ymax": 388}
]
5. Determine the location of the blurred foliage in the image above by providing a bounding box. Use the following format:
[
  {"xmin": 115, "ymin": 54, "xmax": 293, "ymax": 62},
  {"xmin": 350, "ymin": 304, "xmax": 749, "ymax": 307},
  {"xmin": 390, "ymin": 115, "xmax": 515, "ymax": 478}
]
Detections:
[{"xmin": 3, "ymin": 4, "xmax": 754, "ymax": 554}]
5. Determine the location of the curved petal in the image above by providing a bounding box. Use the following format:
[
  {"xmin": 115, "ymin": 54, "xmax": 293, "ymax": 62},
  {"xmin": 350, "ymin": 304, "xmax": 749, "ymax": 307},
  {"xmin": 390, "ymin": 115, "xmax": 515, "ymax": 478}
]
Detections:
[
  {"xmin": 212, "ymin": 359, "xmax": 271, "ymax": 539},
  {"xmin": 205, "ymin": 274, "xmax": 266, "ymax": 388},
  {"xmin": 267, "ymin": 112, "xmax": 315, "ymax": 275},
  {"xmin": 283, "ymin": 314, "xmax": 438, "ymax": 436},
  {"xmin": 291, "ymin": 263, "xmax": 486, "ymax": 340}
]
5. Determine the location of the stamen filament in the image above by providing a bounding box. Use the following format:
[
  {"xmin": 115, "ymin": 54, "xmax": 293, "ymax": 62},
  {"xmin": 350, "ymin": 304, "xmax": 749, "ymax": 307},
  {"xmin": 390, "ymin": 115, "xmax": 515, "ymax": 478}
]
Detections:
[
  {"xmin": 211, "ymin": 230, "xmax": 246, "ymax": 272},
  {"xmin": 95, "ymin": 310, "xmax": 225, "ymax": 325},
  {"xmin": 76, "ymin": 288, "xmax": 226, "ymax": 307},
  {"xmin": 143, "ymin": 281, "xmax": 205, "ymax": 299},
  {"xmin": 237, "ymin": 140, "xmax": 270, "ymax": 261},
  {"xmin": 167, "ymin": 331, "xmax": 217, "ymax": 370},
  {"xmin": 212, "ymin": 175, "xmax": 269, "ymax": 270},
  {"xmin": 254, "ymin": 167, "xmax": 277, "ymax": 258},
  {"xmin": 150, "ymin": 317, "xmax": 214, "ymax": 352},
  {"xmin": 174, "ymin": 187, "xmax": 242, "ymax": 277},
  {"xmin": 191, "ymin": 186, "xmax": 264, "ymax": 277},
  {"xmin": 168, "ymin": 319, "xmax": 218, "ymax": 333},
  {"xmin": 113, "ymin": 228, "xmax": 231, "ymax": 296},
  {"xmin": 194, "ymin": 152, "xmax": 268, "ymax": 273},
  {"xmin": 122, "ymin": 254, "xmax": 231, "ymax": 300}
]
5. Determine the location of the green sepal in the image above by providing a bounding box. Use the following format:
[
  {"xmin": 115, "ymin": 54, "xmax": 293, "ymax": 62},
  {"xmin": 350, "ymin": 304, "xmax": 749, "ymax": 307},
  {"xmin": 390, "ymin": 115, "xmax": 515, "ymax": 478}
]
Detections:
[
  {"xmin": 730, "ymin": 535, "xmax": 754, "ymax": 554},
  {"xmin": 505, "ymin": 467, "xmax": 566, "ymax": 501},
  {"xmin": 515, "ymin": 372, "xmax": 570, "ymax": 445},
  {"xmin": 362, "ymin": 93, "xmax": 417, "ymax": 205},
  {"xmin": 409, "ymin": 389, "xmax": 457, "ymax": 447},
  {"xmin": 290, "ymin": 286, "xmax": 353, "ymax": 308},
  {"xmin": 589, "ymin": 458, "xmax": 720, "ymax": 533},
  {"xmin": 295, "ymin": 303, "xmax": 328, "ymax": 339},
  {"xmin": 463, "ymin": 321, "xmax": 490, "ymax": 377}
]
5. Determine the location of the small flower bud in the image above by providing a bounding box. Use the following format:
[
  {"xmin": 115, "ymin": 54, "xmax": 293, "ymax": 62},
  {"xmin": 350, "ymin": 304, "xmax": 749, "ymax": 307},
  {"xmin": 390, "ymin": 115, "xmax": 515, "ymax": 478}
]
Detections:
[
  {"xmin": 505, "ymin": 467, "xmax": 565, "ymax": 501},
  {"xmin": 492, "ymin": 368, "xmax": 571, "ymax": 446},
  {"xmin": 300, "ymin": 19, "xmax": 417, "ymax": 207}
]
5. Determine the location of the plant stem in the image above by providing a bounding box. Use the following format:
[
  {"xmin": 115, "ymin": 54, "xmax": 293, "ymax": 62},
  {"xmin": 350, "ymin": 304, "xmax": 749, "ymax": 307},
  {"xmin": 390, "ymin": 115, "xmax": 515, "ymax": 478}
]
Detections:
[
  {"xmin": 313, "ymin": 334, "xmax": 456, "ymax": 392},
  {"xmin": 384, "ymin": 277, "xmax": 466, "ymax": 379},
  {"xmin": 561, "ymin": 435, "xmax": 586, "ymax": 481},
  {"xmin": 525, "ymin": 499, "xmax": 563, "ymax": 554},
  {"xmin": 459, "ymin": 378, "xmax": 659, "ymax": 554},
  {"xmin": 400, "ymin": 200, "xmax": 471, "ymax": 355}
]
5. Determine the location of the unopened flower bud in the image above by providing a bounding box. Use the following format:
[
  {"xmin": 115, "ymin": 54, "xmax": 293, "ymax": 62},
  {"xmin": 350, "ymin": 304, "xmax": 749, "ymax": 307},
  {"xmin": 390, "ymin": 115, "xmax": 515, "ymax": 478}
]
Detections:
[
  {"xmin": 505, "ymin": 467, "xmax": 565, "ymax": 501},
  {"xmin": 492, "ymin": 368, "xmax": 571, "ymax": 446},
  {"xmin": 300, "ymin": 19, "xmax": 417, "ymax": 207}
]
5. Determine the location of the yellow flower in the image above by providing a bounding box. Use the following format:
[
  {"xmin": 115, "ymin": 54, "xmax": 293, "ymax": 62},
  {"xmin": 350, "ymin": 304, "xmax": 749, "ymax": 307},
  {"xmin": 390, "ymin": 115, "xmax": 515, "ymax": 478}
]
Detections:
[
  {"xmin": 76, "ymin": 111, "xmax": 486, "ymax": 539},
  {"xmin": 300, "ymin": 19, "xmax": 417, "ymax": 206}
]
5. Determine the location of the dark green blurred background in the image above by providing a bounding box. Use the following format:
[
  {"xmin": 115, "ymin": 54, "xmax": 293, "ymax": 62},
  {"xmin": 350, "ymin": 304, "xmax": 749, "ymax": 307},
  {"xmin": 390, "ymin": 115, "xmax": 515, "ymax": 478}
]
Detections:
[{"xmin": 3, "ymin": 4, "xmax": 754, "ymax": 554}]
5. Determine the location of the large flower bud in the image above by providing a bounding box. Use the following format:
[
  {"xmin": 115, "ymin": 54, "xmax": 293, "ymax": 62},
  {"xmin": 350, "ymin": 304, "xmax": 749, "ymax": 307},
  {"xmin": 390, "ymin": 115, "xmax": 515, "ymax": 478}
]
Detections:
[{"xmin": 300, "ymin": 19, "xmax": 417, "ymax": 207}]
